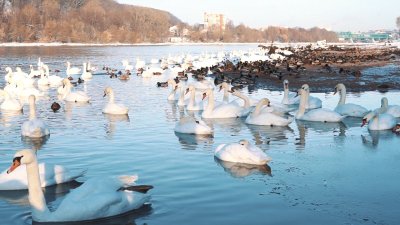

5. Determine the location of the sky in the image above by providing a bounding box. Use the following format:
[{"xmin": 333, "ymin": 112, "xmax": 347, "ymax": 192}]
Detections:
[{"xmin": 117, "ymin": 0, "xmax": 399, "ymax": 32}]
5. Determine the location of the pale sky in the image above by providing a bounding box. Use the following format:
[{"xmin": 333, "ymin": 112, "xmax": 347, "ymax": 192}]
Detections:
[{"xmin": 117, "ymin": 0, "xmax": 399, "ymax": 32}]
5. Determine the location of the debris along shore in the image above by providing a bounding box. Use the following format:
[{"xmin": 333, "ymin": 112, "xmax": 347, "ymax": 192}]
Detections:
[{"xmin": 209, "ymin": 43, "xmax": 400, "ymax": 93}]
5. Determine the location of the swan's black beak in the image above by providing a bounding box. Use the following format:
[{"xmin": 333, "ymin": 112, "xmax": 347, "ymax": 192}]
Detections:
[
  {"xmin": 333, "ymin": 88, "xmax": 337, "ymax": 95},
  {"xmin": 361, "ymin": 118, "xmax": 367, "ymax": 127},
  {"xmin": 7, "ymin": 156, "xmax": 22, "ymax": 174},
  {"xmin": 202, "ymin": 93, "xmax": 207, "ymax": 100},
  {"xmin": 103, "ymin": 92, "xmax": 107, "ymax": 97},
  {"xmin": 185, "ymin": 88, "xmax": 189, "ymax": 95},
  {"xmin": 174, "ymin": 85, "xmax": 178, "ymax": 91},
  {"xmin": 218, "ymin": 85, "xmax": 223, "ymax": 92},
  {"xmin": 295, "ymin": 89, "xmax": 300, "ymax": 97},
  {"xmin": 267, "ymin": 102, "xmax": 271, "ymax": 107}
]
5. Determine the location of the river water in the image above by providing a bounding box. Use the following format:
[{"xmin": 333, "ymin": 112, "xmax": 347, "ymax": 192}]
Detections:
[{"xmin": 0, "ymin": 45, "xmax": 399, "ymax": 225}]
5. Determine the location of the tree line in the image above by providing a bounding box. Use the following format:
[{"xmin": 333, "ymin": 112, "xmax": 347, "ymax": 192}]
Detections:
[{"xmin": 0, "ymin": 0, "xmax": 338, "ymax": 43}]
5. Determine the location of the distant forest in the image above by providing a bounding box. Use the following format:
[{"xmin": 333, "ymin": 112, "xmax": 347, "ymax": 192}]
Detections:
[{"xmin": 0, "ymin": 0, "xmax": 338, "ymax": 43}]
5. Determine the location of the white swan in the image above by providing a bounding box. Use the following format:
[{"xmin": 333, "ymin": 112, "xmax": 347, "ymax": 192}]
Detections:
[
  {"xmin": 0, "ymin": 89, "xmax": 23, "ymax": 111},
  {"xmin": 21, "ymin": 95, "xmax": 50, "ymax": 138},
  {"xmin": 6, "ymin": 149, "xmax": 151, "ymax": 222},
  {"xmin": 218, "ymin": 82, "xmax": 258, "ymax": 106},
  {"xmin": 37, "ymin": 68, "xmax": 49, "ymax": 86},
  {"xmin": 362, "ymin": 110, "xmax": 396, "ymax": 130},
  {"xmin": 334, "ymin": 83, "xmax": 369, "ymax": 117},
  {"xmin": 380, "ymin": 97, "xmax": 400, "ymax": 117},
  {"xmin": 295, "ymin": 84, "xmax": 345, "ymax": 122},
  {"xmin": 201, "ymin": 88, "xmax": 251, "ymax": 119},
  {"xmin": 66, "ymin": 61, "xmax": 81, "ymax": 75},
  {"xmin": 185, "ymin": 85, "xmax": 203, "ymax": 111},
  {"xmin": 174, "ymin": 116, "xmax": 213, "ymax": 135},
  {"xmin": 81, "ymin": 63, "xmax": 93, "ymax": 80},
  {"xmin": 103, "ymin": 87, "xmax": 129, "ymax": 115},
  {"xmin": 43, "ymin": 65, "xmax": 63, "ymax": 87},
  {"xmin": 281, "ymin": 79, "xmax": 300, "ymax": 105},
  {"xmin": 167, "ymin": 79, "xmax": 179, "ymax": 101},
  {"xmin": 61, "ymin": 79, "xmax": 90, "ymax": 102},
  {"xmin": 0, "ymin": 163, "xmax": 84, "ymax": 190},
  {"xmin": 246, "ymin": 98, "xmax": 293, "ymax": 126},
  {"xmin": 29, "ymin": 65, "xmax": 42, "ymax": 78},
  {"xmin": 215, "ymin": 140, "xmax": 272, "ymax": 165},
  {"xmin": 122, "ymin": 60, "xmax": 134, "ymax": 71}
]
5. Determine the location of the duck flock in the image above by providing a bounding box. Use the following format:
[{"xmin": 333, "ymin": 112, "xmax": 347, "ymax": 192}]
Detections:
[{"xmin": 1, "ymin": 44, "xmax": 400, "ymax": 223}]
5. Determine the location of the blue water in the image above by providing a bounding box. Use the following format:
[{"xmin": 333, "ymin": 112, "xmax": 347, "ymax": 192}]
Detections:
[{"xmin": 0, "ymin": 45, "xmax": 400, "ymax": 225}]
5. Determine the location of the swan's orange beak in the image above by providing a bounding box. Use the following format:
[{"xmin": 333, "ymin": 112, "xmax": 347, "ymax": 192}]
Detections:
[
  {"xmin": 7, "ymin": 157, "xmax": 22, "ymax": 174},
  {"xmin": 361, "ymin": 118, "xmax": 367, "ymax": 127},
  {"xmin": 202, "ymin": 93, "xmax": 207, "ymax": 100}
]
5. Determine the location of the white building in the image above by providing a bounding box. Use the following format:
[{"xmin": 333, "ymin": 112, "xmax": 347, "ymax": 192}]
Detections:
[{"xmin": 204, "ymin": 12, "xmax": 226, "ymax": 32}]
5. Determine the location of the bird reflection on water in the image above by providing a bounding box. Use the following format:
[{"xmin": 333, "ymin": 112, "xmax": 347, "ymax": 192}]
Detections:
[{"xmin": 214, "ymin": 158, "xmax": 272, "ymax": 178}]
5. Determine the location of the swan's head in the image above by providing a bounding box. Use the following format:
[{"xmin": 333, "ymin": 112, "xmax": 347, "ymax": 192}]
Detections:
[
  {"xmin": 16, "ymin": 67, "xmax": 22, "ymax": 72},
  {"xmin": 334, "ymin": 83, "xmax": 345, "ymax": 95},
  {"xmin": 218, "ymin": 82, "xmax": 229, "ymax": 92},
  {"xmin": 62, "ymin": 78, "xmax": 71, "ymax": 88},
  {"xmin": 167, "ymin": 78, "xmax": 177, "ymax": 87},
  {"xmin": 7, "ymin": 149, "xmax": 37, "ymax": 174},
  {"xmin": 393, "ymin": 124, "xmax": 400, "ymax": 133},
  {"xmin": 66, "ymin": 61, "xmax": 70, "ymax": 66},
  {"xmin": 239, "ymin": 139, "xmax": 250, "ymax": 147},
  {"xmin": 283, "ymin": 79, "xmax": 289, "ymax": 89},
  {"xmin": 362, "ymin": 111, "xmax": 376, "ymax": 127},
  {"xmin": 260, "ymin": 98, "xmax": 271, "ymax": 107},
  {"xmin": 202, "ymin": 88, "xmax": 213, "ymax": 100},
  {"xmin": 300, "ymin": 84, "xmax": 310, "ymax": 92},
  {"xmin": 5, "ymin": 67, "xmax": 12, "ymax": 72},
  {"xmin": 381, "ymin": 97, "xmax": 388, "ymax": 108},
  {"xmin": 103, "ymin": 87, "xmax": 114, "ymax": 97},
  {"xmin": 185, "ymin": 85, "xmax": 195, "ymax": 95}
]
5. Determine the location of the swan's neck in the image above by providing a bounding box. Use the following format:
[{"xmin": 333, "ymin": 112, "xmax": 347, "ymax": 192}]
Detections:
[
  {"xmin": 62, "ymin": 84, "xmax": 72, "ymax": 98},
  {"xmin": 108, "ymin": 91, "xmax": 115, "ymax": 103},
  {"xmin": 232, "ymin": 92, "xmax": 250, "ymax": 108},
  {"xmin": 283, "ymin": 85, "xmax": 289, "ymax": 101},
  {"xmin": 29, "ymin": 100, "xmax": 36, "ymax": 120},
  {"xmin": 26, "ymin": 160, "xmax": 51, "ymax": 219},
  {"xmin": 223, "ymin": 88, "xmax": 229, "ymax": 103},
  {"xmin": 178, "ymin": 86, "xmax": 185, "ymax": 105},
  {"xmin": 189, "ymin": 89, "xmax": 196, "ymax": 106},
  {"xmin": 253, "ymin": 101, "xmax": 266, "ymax": 116},
  {"xmin": 296, "ymin": 90, "xmax": 308, "ymax": 118},
  {"xmin": 337, "ymin": 88, "xmax": 346, "ymax": 105},
  {"xmin": 205, "ymin": 91, "xmax": 215, "ymax": 113},
  {"xmin": 168, "ymin": 86, "xmax": 177, "ymax": 100}
]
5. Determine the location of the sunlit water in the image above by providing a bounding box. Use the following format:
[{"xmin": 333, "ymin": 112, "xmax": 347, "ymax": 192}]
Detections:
[{"xmin": 0, "ymin": 45, "xmax": 400, "ymax": 225}]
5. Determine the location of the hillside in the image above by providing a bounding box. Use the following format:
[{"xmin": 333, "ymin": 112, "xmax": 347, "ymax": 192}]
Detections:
[{"xmin": 0, "ymin": 0, "xmax": 181, "ymax": 43}]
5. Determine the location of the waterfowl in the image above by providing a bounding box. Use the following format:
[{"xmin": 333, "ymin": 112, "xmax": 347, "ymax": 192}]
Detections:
[
  {"xmin": 334, "ymin": 83, "xmax": 368, "ymax": 117},
  {"xmin": 61, "ymin": 79, "xmax": 90, "ymax": 102},
  {"xmin": 295, "ymin": 84, "xmax": 345, "ymax": 122},
  {"xmin": 43, "ymin": 65, "xmax": 63, "ymax": 87},
  {"xmin": 51, "ymin": 102, "xmax": 61, "ymax": 112},
  {"xmin": 21, "ymin": 95, "xmax": 50, "ymax": 138},
  {"xmin": 0, "ymin": 162, "xmax": 84, "ymax": 190},
  {"xmin": 66, "ymin": 61, "xmax": 81, "ymax": 76},
  {"xmin": 380, "ymin": 97, "xmax": 400, "ymax": 117},
  {"xmin": 81, "ymin": 63, "xmax": 93, "ymax": 80},
  {"xmin": 215, "ymin": 140, "xmax": 272, "ymax": 165},
  {"xmin": 174, "ymin": 116, "xmax": 213, "ymax": 135},
  {"xmin": 103, "ymin": 87, "xmax": 129, "ymax": 115},
  {"xmin": 185, "ymin": 85, "xmax": 204, "ymax": 111},
  {"xmin": 0, "ymin": 89, "xmax": 23, "ymax": 111},
  {"xmin": 281, "ymin": 79, "xmax": 300, "ymax": 105},
  {"xmin": 246, "ymin": 98, "xmax": 293, "ymax": 126},
  {"xmin": 6, "ymin": 149, "xmax": 152, "ymax": 222},
  {"xmin": 167, "ymin": 79, "xmax": 179, "ymax": 101},
  {"xmin": 29, "ymin": 65, "xmax": 42, "ymax": 78},
  {"xmin": 362, "ymin": 110, "xmax": 396, "ymax": 131},
  {"xmin": 201, "ymin": 88, "xmax": 251, "ymax": 119}
]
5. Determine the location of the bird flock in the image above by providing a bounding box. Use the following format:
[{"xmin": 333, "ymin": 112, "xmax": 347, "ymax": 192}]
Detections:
[{"xmin": 1, "ymin": 45, "xmax": 400, "ymax": 222}]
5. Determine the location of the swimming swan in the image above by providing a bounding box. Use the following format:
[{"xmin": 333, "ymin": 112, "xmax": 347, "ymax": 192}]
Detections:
[
  {"xmin": 215, "ymin": 140, "xmax": 272, "ymax": 165},
  {"xmin": 334, "ymin": 83, "xmax": 368, "ymax": 117},
  {"xmin": 362, "ymin": 110, "xmax": 396, "ymax": 131},
  {"xmin": 174, "ymin": 116, "xmax": 213, "ymax": 135},
  {"xmin": 281, "ymin": 79, "xmax": 300, "ymax": 105},
  {"xmin": 6, "ymin": 149, "xmax": 152, "ymax": 222},
  {"xmin": 21, "ymin": 95, "xmax": 50, "ymax": 138},
  {"xmin": 246, "ymin": 98, "xmax": 293, "ymax": 126},
  {"xmin": 61, "ymin": 79, "xmax": 90, "ymax": 102},
  {"xmin": 295, "ymin": 84, "xmax": 345, "ymax": 122},
  {"xmin": 103, "ymin": 87, "xmax": 129, "ymax": 115}
]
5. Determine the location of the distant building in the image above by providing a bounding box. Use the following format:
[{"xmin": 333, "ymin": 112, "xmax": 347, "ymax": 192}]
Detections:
[
  {"xmin": 337, "ymin": 30, "xmax": 398, "ymax": 43},
  {"xmin": 203, "ymin": 12, "xmax": 226, "ymax": 32}
]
